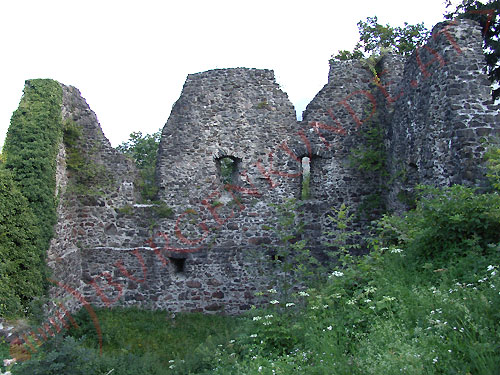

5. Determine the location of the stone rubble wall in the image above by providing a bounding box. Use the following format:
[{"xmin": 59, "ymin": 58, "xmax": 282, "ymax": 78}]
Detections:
[
  {"xmin": 47, "ymin": 84, "xmax": 138, "ymax": 313},
  {"xmin": 43, "ymin": 19, "xmax": 499, "ymax": 315},
  {"xmin": 386, "ymin": 19, "xmax": 500, "ymax": 212}
]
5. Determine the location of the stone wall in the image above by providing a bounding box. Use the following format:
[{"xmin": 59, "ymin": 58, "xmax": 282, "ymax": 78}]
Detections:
[
  {"xmin": 386, "ymin": 19, "xmax": 500, "ymax": 212},
  {"xmin": 47, "ymin": 84, "xmax": 138, "ymax": 313},
  {"xmin": 37, "ymin": 18, "xmax": 500, "ymax": 316}
]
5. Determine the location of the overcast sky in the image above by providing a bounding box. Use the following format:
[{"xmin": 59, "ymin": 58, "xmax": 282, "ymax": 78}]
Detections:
[{"xmin": 0, "ymin": 0, "xmax": 457, "ymax": 149}]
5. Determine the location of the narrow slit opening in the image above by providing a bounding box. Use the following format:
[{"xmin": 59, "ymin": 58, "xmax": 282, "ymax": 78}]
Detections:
[{"xmin": 301, "ymin": 157, "xmax": 311, "ymax": 200}]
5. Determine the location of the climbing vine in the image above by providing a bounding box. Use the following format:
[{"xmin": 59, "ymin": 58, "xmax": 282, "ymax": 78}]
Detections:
[
  {"xmin": 0, "ymin": 169, "xmax": 44, "ymax": 316},
  {"xmin": 63, "ymin": 119, "xmax": 113, "ymax": 197},
  {"xmin": 2, "ymin": 79, "xmax": 63, "ymax": 307}
]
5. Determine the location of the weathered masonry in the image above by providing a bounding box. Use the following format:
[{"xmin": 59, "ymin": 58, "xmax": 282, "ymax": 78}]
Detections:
[{"xmin": 7, "ymin": 19, "xmax": 499, "ymax": 315}]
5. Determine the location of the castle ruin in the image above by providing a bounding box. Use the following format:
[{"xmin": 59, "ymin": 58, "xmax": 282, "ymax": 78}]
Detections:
[{"xmin": 8, "ymin": 19, "xmax": 499, "ymax": 314}]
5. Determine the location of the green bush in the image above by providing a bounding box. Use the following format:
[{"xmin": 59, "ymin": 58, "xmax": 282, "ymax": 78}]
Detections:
[
  {"xmin": 0, "ymin": 169, "xmax": 44, "ymax": 316},
  {"xmin": 11, "ymin": 335, "xmax": 167, "ymax": 375},
  {"xmin": 485, "ymin": 143, "xmax": 500, "ymax": 192},
  {"xmin": 378, "ymin": 185, "xmax": 500, "ymax": 263}
]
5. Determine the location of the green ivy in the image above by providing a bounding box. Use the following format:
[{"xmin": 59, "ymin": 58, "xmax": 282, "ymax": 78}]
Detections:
[
  {"xmin": 0, "ymin": 166, "xmax": 45, "ymax": 316},
  {"xmin": 2, "ymin": 79, "xmax": 63, "ymax": 305},
  {"xmin": 63, "ymin": 119, "xmax": 114, "ymax": 197}
]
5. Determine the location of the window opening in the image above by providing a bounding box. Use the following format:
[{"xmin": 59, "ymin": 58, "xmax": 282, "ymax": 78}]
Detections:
[
  {"xmin": 217, "ymin": 156, "xmax": 240, "ymax": 187},
  {"xmin": 301, "ymin": 157, "xmax": 311, "ymax": 200}
]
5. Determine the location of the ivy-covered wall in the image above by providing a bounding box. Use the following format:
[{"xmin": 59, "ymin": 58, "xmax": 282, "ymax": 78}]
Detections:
[
  {"xmin": 0, "ymin": 169, "xmax": 44, "ymax": 316},
  {"xmin": 1, "ymin": 79, "xmax": 63, "ymax": 315}
]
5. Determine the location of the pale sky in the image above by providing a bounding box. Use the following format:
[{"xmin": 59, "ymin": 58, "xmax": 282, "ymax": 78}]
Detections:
[{"xmin": 0, "ymin": 0, "xmax": 457, "ymax": 149}]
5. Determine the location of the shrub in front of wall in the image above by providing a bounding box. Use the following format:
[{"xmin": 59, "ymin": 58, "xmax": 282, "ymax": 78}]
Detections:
[{"xmin": 378, "ymin": 185, "xmax": 500, "ymax": 264}]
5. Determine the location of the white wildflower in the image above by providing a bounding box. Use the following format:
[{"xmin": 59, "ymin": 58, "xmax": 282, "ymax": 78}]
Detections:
[
  {"xmin": 298, "ymin": 291, "xmax": 309, "ymax": 297},
  {"xmin": 390, "ymin": 248, "xmax": 403, "ymax": 253},
  {"xmin": 3, "ymin": 359, "xmax": 16, "ymax": 367},
  {"xmin": 285, "ymin": 302, "xmax": 295, "ymax": 307},
  {"xmin": 253, "ymin": 316, "xmax": 262, "ymax": 321},
  {"xmin": 270, "ymin": 300, "xmax": 279, "ymax": 305},
  {"xmin": 330, "ymin": 271, "xmax": 344, "ymax": 277},
  {"xmin": 268, "ymin": 288, "xmax": 277, "ymax": 294}
]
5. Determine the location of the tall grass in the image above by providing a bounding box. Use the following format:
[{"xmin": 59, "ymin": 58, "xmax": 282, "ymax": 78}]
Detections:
[{"xmin": 3, "ymin": 185, "xmax": 500, "ymax": 374}]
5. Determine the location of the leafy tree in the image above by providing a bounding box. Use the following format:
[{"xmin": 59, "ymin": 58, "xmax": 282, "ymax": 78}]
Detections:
[
  {"xmin": 0, "ymin": 169, "xmax": 44, "ymax": 316},
  {"xmin": 332, "ymin": 16, "xmax": 430, "ymax": 61},
  {"xmin": 445, "ymin": 0, "xmax": 500, "ymax": 100},
  {"xmin": 117, "ymin": 129, "xmax": 161, "ymax": 201}
]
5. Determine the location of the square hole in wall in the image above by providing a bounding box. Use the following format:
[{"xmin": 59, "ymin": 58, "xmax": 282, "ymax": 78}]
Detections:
[
  {"xmin": 168, "ymin": 257, "xmax": 186, "ymax": 273},
  {"xmin": 216, "ymin": 156, "xmax": 241, "ymax": 187}
]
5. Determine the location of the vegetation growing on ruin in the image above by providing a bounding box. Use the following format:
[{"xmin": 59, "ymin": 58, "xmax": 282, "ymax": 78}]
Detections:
[
  {"xmin": 1, "ymin": 79, "xmax": 63, "ymax": 310},
  {"xmin": 63, "ymin": 119, "xmax": 114, "ymax": 197},
  {"xmin": 4, "ymin": 184, "xmax": 500, "ymax": 374},
  {"xmin": 332, "ymin": 16, "xmax": 430, "ymax": 61},
  {"xmin": 484, "ymin": 141, "xmax": 500, "ymax": 191},
  {"xmin": 349, "ymin": 107, "xmax": 389, "ymax": 219},
  {"xmin": 0, "ymin": 169, "xmax": 44, "ymax": 317}
]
